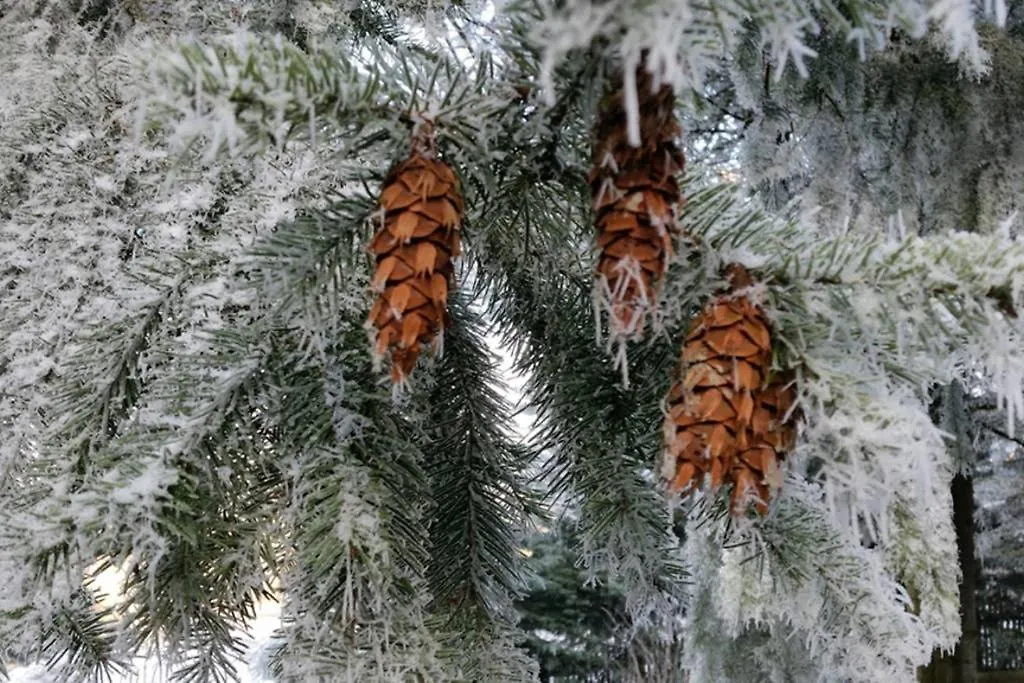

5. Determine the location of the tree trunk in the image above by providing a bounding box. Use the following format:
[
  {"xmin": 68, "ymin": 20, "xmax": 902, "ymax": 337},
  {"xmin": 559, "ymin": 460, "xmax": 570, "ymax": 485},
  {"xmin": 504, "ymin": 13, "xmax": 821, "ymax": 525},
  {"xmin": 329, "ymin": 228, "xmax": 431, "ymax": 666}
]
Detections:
[{"xmin": 951, "ymin": 472, "xmax": 979, "ymax": 683}]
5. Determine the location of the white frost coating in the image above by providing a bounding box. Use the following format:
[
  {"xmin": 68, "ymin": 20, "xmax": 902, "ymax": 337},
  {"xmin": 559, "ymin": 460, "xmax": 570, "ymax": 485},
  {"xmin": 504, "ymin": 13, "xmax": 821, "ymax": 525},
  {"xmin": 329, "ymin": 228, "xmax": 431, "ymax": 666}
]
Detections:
[
  {"xmin": 672, "ymin": 175, "xmax": 1024, "ymax": 679},
  {"xmin": 0, "ymin": 3, "xmax": 371, "ymax": 678},
  {"xmin": 3, "ymin": 0, "xmax": 1024, "ymax": 680},
  {"xmin": 274, "ymin": 455, "xmax": 447, "ymax": 683},
  {"xmin": 105, "ymin": 456, "xmax": 180, "ymax": 506},
  {"xmin": 964, "ymin": 315, "xmax": 1024, "ymax": 434},
  {"xmin": 928, "ymin": 0, "xmax": 991, "ymax": 73},
  {"xmin": 761, "ymin": 16, "xmax": 819, "ymax": 80},
  {"xmin": 684, "ymin": 473, "xmax": 959, "ymax": 683},
  {"xmin": 533, "ymin": 0, "xmax": 1003, "ymax": 136}
]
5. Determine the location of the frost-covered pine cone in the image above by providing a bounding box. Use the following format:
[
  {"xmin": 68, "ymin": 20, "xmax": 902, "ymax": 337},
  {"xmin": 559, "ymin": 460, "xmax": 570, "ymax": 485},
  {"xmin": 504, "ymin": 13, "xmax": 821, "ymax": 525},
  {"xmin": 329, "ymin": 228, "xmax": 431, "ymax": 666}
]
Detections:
[
  {"xmin": 662, "ymin": 264, "xmax": 796, "ymax": 514},
  {"xmin": 367, "ymin": 119, "xmax": 463, "ymax": 384},
  {"xmin": 590, "ymin": 57, "xmax": 685, "ymax": 343}
]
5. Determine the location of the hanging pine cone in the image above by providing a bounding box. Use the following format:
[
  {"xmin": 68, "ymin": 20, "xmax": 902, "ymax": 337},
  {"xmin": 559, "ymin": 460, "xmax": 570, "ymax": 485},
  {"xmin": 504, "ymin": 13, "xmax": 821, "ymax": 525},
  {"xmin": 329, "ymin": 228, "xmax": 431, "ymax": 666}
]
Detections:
[
  {"xmin": 367, "ymin": 119, "xmax": 463, "ymax": 384},
  {"xmin": 590, "ymin": 57, "xmax": 685, "ymax": 344},
  {"xmin": 661, "ymin": 265, "xmax": 796, "ymax": 515}
]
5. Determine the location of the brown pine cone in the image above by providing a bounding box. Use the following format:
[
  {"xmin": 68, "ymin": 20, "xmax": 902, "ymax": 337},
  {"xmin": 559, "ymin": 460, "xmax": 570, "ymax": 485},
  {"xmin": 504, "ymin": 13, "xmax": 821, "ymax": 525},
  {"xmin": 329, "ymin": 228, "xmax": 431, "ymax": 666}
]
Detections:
[
  {"xmin": 662, "ymin": 265, "xmax": 797, "ymax": 515},
  {"xmin": 366, "ymin": 121, "xmax": 463, "ymax": 384},
  {"xmin": 591, "ymin": 58, "xmax": 685, "ymax": 342}
]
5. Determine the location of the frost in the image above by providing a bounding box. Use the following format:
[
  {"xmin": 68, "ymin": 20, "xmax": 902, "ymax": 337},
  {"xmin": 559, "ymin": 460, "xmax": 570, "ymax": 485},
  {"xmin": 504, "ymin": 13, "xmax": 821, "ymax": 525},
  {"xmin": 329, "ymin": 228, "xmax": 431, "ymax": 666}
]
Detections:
[
  {"xmin": 93, "ymin": 175, "xmax": 118, "ymax": 193},
  {"xmin": 534, "ymin": 0, "xmax": 996, "ymax": 136},
  {"xmin": 683, "ymin": 475, "xmax": 959, "ymax": 683}
]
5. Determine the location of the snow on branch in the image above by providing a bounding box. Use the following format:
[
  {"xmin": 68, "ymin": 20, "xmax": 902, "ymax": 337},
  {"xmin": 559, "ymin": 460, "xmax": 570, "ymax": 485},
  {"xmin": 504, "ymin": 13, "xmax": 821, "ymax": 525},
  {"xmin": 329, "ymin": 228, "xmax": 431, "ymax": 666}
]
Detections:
[
  {"xmin": 241, "ymin": 196, "xmax": 376, "ymax": 335},
  {"xmin": 136, "ymin": 28, "xmax": 517, "ymax": 175},
  {"xmin": 0, "ymin": 586, "xmax": 129, "ymax": 683},
  {"xmin": 684, "ymin": 476, "xmax": 957, "ymax": 682},
  {"xmin": 424, "ymin": 295, "xmax": 533, "ymax": 623},
  {"xmin": 531, "ymin": 0, "xmax": 1004, "ymax": 140},
  {"xmin": 685, "ymin": 182, "xmax": 1024, "ymax": 386},
  {"xmin": 775, "ymin": 230, "xmax": 1024, "ymax": 318},
  {"xmin": 674, "ymin": 181, "xmax": 1022, "ymax": 676},
  {"xmin": 766, "ymin": 228, "xmax": 1024, "ymax": 432},
  {"xmin": 136, "ymin": 31, "xmax": 400, "ymax": 161}
]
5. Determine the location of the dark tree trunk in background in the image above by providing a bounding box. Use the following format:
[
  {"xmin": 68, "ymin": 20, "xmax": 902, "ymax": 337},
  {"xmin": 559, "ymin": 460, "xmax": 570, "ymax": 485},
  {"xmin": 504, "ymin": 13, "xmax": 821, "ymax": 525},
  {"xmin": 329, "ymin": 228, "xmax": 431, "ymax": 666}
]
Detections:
[
  {"xmin": 920, "ymin": 654, "xmax": 954, "ymax": 683},
  {"xmin": 951, "ymin": 472, "xmax": 979, "ymax": 683}
]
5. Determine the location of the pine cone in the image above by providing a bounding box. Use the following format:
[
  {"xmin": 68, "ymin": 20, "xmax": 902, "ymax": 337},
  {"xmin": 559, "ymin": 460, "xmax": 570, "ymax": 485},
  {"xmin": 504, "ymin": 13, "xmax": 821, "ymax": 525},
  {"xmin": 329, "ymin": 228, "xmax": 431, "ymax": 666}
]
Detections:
[
  {"xmin": 662, "ymin": 265, "xmax": 796, "ymax": 515},
  {"xmin": 367, "ymin": 121, "xmax": 463, "ymax": 384},
  {"xmin": 590, "ymin": 59, "xmax": 685, "ymax": 341}
]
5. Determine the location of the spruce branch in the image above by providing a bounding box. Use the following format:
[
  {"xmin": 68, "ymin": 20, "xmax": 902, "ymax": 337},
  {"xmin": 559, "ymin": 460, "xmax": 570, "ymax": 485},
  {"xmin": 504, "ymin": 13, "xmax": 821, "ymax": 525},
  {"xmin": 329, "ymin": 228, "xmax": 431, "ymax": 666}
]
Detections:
[
  {"xmin": 37, "ymin": 588, "xmax": 130, "ymax": 683},
  {"xmin": 533, "ymin": 0, "xmax": 1003, "ymax": 142},
  {"xmin": 984, "ymin": 424, "xmax": 1024, "ymax": 448},
  {"xmin": 94, "ymin": 326, "xmax": 287, "ymax": 682},
  {"xmin": 684, "ymin": 179, "xmax": 1024, "ymax": 376},
  {"xmin": 12, "ymin": 263, "xmax": 218, "ymax": 594},
  {"xmin": 248, "ymin": 303, "xmax": 435, "ymax": 675},
  {"xmin": 138, "ymin": 32, "xmax": 402, "ymax": 160},
  {"xmin": 421, "ymin": 292, "xmax": 535, "ymax": 632},
  {"xmin": 767, "ymin": 229, "xmax": 1024, "ymax": 319},
  {"xmin": 138, "ymin": 29, "xmax": 521, "ymax": 175},
  {"xmin": 243, "ymin": 209, "xmax": 435, "ymax": 580},
  {"xmin": 169, "ymin": 629, "xmax": 247, "ymax": 683},
  {"xmin": 48, "ymin": 272, "xmax": 187, "ymax": 488},
  {"xmin": 685, "ymin": 475, "xmax": 956, "ymax": 682},
  {"xmin": 469, "ymin": 164, "xmax": 687, "ymax": 622},
  {"xmin": 671, "ymin": 178, "xmax": 981, "ymax": 678},
  {"xmin": 273, "ymin": 328, "xmax": 433, "ymax": 597},
  {"xmin": 242, "ymin": 195, "xmax": 376, "ymax": 331}
]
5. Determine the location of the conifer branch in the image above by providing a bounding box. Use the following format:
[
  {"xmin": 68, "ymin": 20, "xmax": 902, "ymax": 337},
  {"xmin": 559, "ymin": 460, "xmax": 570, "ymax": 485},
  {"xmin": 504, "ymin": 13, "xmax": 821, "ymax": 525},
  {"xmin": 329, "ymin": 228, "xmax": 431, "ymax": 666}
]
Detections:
[
  {"xmin": 139, "ymin": 33, "xmax": 402, "ymax": 159},
  {"xmin": 274, "ymin": 331, "xmax": 433, "ymax": 596},
  {"xmin": 242, "ymin": 197, "xmax": 376, "ymax": 329},
  {"xmin": 49, "ymin": 274, "xmax": 186, "ymax": 489},
  {"xmin": 984, "ymin": 424, "xmax": 1024, "ymax": 448},
  {"xmin": 533, "ymin": 0, "xmax": 1002, "ymax": 137},
  {"xmin": 37, "ymin": 588, "xmax": 130, "ymax": 683},
  {"xmin": 51, "ymin": 323, "xmax": 287, "ymax": 682},
  {"xmin": 9, "ymin": 0, "xmax": 1024, "ymax": 680},
  {"xmin": 243, "ymin": 210, "xmax": 434, "ymax": 578},
  {"xmin": 13, "ymin": 266, "xmax": 212, "ymax": 595},
  {"xmin": 139, "ymin": 31, "xmax": 520, "ymax": 172},
  {"xmin": 685, "ymin": 476, "xmax": 955, "ymax": 681},
  {"xmin": 470, "ymin": 165, "xmax": 687, "ymax": 621},
  {"xmin": 170, "ymin": 630, "xmax": 247, "ymax": 683},
  {"xmin": 421, "ymin": 293, "xmax": 535, "ymax": 649},
  {"xmin": 685, "ymin": 179, "xmax": 1024, "ymax": 370},
  {"xmin": 238, "ymin": 230, "xmax": 438, "ymax": 675}
]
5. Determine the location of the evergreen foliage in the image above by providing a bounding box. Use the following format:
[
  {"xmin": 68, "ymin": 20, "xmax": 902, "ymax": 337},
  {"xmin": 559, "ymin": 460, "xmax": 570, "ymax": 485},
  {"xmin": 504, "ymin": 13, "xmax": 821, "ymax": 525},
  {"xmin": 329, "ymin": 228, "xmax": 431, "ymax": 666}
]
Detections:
[
  {"xmin": 516, "ymin": 517, "xmax": 687, "ymax": 683},
  {"xmin": 518, "ymin": 522, "xmax": 629, "ymax": 681},
  {"xmin": 2, "ymin": 1, "xmax": 1024, "ymax": 682}
]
